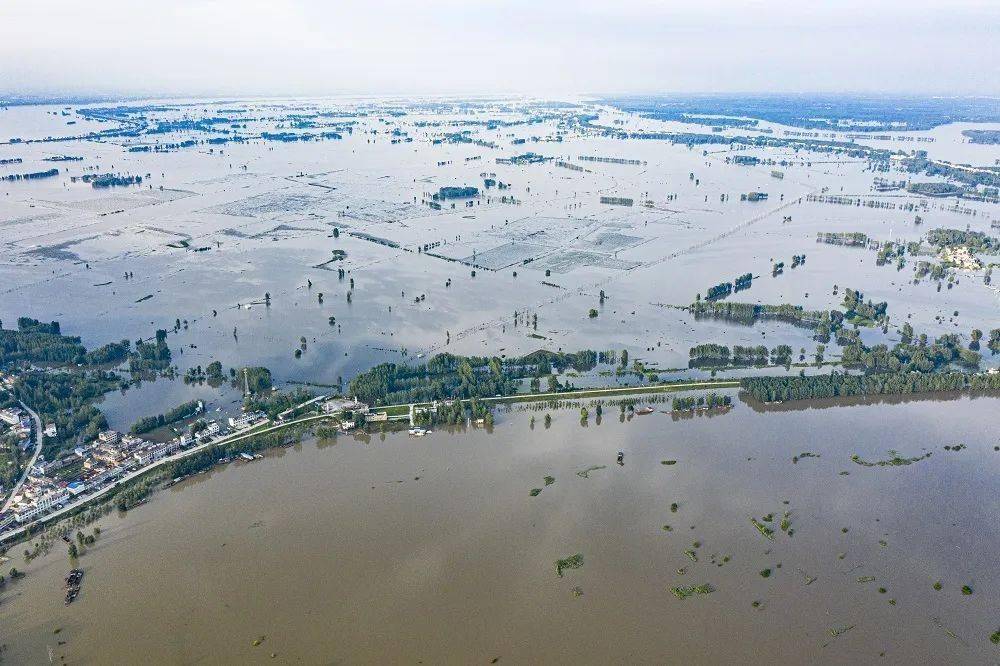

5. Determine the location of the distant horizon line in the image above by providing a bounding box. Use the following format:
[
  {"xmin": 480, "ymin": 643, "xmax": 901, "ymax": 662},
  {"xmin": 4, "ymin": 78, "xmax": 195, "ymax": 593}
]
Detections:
[{"xmin": 3, "ymin": 90, "xmax": 1000, "ymax": 108}]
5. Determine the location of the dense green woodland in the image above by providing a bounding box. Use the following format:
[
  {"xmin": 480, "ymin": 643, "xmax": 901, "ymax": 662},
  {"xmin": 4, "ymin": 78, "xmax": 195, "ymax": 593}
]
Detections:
[{"xmin": 11, "ymin": 370, "xmax": 121, "ymax": 458}]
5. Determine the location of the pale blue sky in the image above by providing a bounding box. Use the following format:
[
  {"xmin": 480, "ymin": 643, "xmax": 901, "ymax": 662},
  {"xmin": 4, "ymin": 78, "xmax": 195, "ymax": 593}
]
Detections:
[{"xmin": 1, "ymin": 0, "xmax": 997, "ymax": 96}]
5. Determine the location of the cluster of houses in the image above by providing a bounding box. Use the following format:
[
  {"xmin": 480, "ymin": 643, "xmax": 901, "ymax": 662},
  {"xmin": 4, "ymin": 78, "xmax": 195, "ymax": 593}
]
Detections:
[
  {"xmin": 0, "ymin": 395, "xmax": 384, "ymax": 534},
  {"xmin": 0, "ymin": 406, "xmax": 32, "ymax": 445},
  {"xmin": 0, "ymin": 413, "xmax": 245, "ymax": 531},
  {"xmin": 320, "ymin": 397, "xmax": 388, "ymax": 429}
]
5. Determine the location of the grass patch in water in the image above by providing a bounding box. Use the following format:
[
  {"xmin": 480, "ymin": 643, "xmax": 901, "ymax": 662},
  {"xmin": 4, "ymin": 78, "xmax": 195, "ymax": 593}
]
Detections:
[
  {"xmin": 760, "ymin": 568, "xmax": 772, "ymax": 578},
  {"xmin": 961, "ymin": 585, "xmax": 973, "ymax": 595},
  {"xmin": 670, "ymin": 583, "xmax": 715, "ymax": 599},
  {"xmin": 544, "ymin": 476, "xmax": 555, "ymax": 485},
  {"xmin": 555, "ymin": 553, "xmax": 584, "ymax": 577},
  {"xmin": 851, "ymin": 450, "xmax": 932, "ymax": 467},
  {"xmin": 750, "ymin": 517, "xmax": 775, "ymax": 540},
  {"xmin": 529, "ymin": 488, "xmax": 542, "ymax": 497}
]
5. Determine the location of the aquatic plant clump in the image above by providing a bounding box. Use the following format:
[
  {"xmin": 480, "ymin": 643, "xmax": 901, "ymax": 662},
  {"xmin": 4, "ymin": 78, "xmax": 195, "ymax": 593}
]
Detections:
[
  {"xmin": 750, "ymin": 517, "xmax": 775, "ymax": 540},
  {"xmin": 850, "ymin": 450, "xmax": 933, "ymax": 467},
  {"xmin": 555, "ymin": 553, "xmax": 584, "ymax": 577},
  {"xmin": 670, "ymin": 583, "xmax": 715, "ymax": 599}
]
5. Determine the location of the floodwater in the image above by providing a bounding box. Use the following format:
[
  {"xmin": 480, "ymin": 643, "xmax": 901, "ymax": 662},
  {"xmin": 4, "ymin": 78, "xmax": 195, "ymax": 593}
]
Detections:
[
  {"xmin": 3, "ymin": 395, "xmax": 999, "ymax": 664},
  {"xmin": 2, "ymin": 97, "xmax": 998, "ymax": 405}
]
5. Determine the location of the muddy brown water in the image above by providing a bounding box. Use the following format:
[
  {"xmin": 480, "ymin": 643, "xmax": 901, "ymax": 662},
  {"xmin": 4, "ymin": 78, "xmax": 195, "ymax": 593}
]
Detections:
[{"xmin": 2, "ymin": 395, "xmax": 998, "ymax": 664}]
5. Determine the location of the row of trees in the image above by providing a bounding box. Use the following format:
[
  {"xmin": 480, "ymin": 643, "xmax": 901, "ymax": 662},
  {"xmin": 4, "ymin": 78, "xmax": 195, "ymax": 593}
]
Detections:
[
  {"xmin": 672, "ymin": 393, "xmax": 732, "ymax": 411},
  {"xmin": 742, "ymin": 370, "xmax": 1000, "ymax": 403},
  {"xmin": 130, "ymin": 399, "xmax": 202, "ymax": 435},
  {"xmin": 689, "ymin": 344, "xmax": 794, "ymax": 368},
  {"xmin": 349, "ymin": 350, "xmax": 599, "ymax": 405}
]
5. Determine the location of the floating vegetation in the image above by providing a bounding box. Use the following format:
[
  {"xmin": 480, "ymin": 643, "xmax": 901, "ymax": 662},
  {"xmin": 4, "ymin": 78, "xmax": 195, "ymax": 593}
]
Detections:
[
  {"xmin": 750, "ymin": 516, "xmax": 775, "ymax": 540},
  {"xmin": 751, "ymin": 600, "xmax": 762, "ymax": 608},
  {"xmin": 879, "ymin": 539, "xmax": 888, "ymax": 547},
  {"xmin": 878, "ymin": 587, "xmax": 887, "ymax": 594},
  {"xmin": 760, "ymin": 568, "xmax": 772, "ymax": 578},
  {"xmin": 670, "ymin": 503, "xmax": 679, "ymax": 513},
  {"xmin": 780, "ymin": 513, "xmax": 792, "ymax": 532},
  {"xmin": 572, "ymin": 586, "xmax": 584, "ymax": 598},
  {"xmin": 792, "ymin": 452, "xmax": 821, "ymax": 463},
  {"xmin": 933, "ymin": 580, "xmax": 942, "ymax": 591},
  {"xmin": 670, "ymin": 583, "xmax": 715, "ymax": 599},
  {"xmin": 990, "ymin": 629, "xmax": 1000, "ymax": 645},
  {"xmin": 684, "ymin": 549, "xmax": 698, "ymax": 562},
  {"xmin": 661, "ymin": 460, "xmax": 677, "ymax": 465},
  {"xmin": 850, "ymin": 450, "xmax": 932, "ymax": 467},
  {"xmin": 576, "ymin": 465, "xmax": 606, "ymax": 478},
  {"xmin": 829, "ymin": 625, "xmax": 855, "ymax": 638},
  {"xmin": 798, "ymin": 569, "xmax": 817, "ymax": 585},
  {"xmin": 961, "ymin": 585, "xmax": 973, "ymax": 595},
  {"xmin": 857, "ymin": 576, "xmax": 876, "ymax": 583},
  {"xmin": 662, "ymin": 525, "xmax": 673, "ymax": 532},
  {"xmin": 943, "ymin": 444, "xmax": 966, "ymax": 452},
  {"xmin": 544, "ymin": 476, "xmax": 555, "ymax": 486},
  {"xmin": 529, "ymin": 488, "xmax": 542, "ymax": 497},
  {"xmin": 555, "ymin": 553, "xmax": 584, "ymax": 577}
]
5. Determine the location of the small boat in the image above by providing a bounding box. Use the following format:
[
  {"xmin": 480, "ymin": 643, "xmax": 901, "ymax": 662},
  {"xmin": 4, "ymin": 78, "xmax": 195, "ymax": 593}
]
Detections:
[{"xmin": 635, "ymin": 406, "xmax": 655, "ymax": 415}]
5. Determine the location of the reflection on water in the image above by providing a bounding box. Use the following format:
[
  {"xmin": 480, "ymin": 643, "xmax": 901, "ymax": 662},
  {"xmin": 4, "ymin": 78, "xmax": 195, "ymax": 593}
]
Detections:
[
  {"xmin": 3, "ymin": 396, "xmax": 999, "ymax": 664},
  {"xmin": 741, "ymin": 388, "xmax": 997, "ymax": 413}
]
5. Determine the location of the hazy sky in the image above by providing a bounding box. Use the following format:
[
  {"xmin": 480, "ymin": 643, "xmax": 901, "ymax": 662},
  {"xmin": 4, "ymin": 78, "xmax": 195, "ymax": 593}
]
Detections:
[{"xmin": 2, "ymin": 0, "xmax": 997, "ymax": 97}]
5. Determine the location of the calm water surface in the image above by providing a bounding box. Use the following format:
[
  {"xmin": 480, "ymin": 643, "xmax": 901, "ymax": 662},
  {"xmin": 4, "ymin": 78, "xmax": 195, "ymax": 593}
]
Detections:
[{"xmin": 3, "ymin": 395, "xmax": 998, "ymax": 664}]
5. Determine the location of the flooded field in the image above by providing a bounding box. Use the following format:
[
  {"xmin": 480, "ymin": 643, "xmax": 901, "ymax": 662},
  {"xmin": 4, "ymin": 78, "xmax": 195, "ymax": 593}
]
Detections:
[
  {"xmin": 1, "ymin": 96, "xmax": 999, "ymax": 663},
  {"xmin": 2, "ymin": 98, "xmax": 998, "ymax": 403},
  {"xmin": 2, "ymin": 395, "xmax": 999, "ymax": 663}
]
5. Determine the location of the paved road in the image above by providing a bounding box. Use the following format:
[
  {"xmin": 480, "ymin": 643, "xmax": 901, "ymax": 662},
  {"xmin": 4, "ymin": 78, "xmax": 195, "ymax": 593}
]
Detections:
[{"xmin": 0, "ymin": 401, "xmax": 43, "ymax": 514}]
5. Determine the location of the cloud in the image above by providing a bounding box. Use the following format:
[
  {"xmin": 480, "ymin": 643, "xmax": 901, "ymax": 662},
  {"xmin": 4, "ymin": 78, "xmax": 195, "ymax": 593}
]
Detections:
[{"xmin": 0, "ymin": 0, "xmax": 996, "ymax": 96}]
